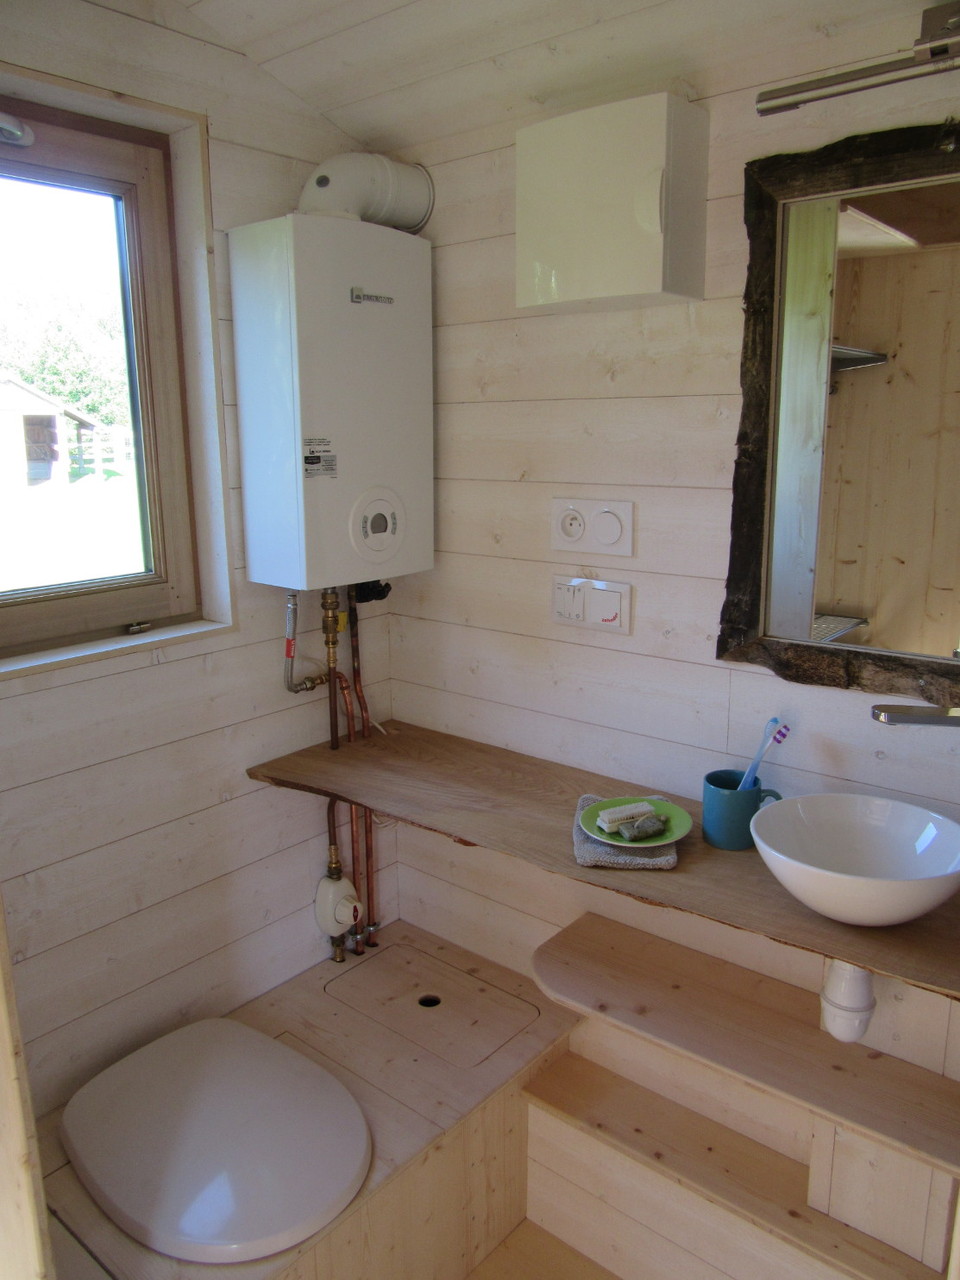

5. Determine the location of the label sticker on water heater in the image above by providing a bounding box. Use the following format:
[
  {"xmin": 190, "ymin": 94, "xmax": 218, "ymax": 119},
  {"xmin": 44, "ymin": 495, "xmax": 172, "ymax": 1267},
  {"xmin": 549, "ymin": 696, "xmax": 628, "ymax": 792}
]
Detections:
[{"xmin": 303, "ymin": 437, "xmax": 337, "ymax": 478}]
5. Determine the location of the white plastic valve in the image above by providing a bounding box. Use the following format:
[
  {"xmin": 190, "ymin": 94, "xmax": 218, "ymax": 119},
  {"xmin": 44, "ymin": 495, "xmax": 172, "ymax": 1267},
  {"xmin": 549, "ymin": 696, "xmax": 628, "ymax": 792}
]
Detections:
[{"xmin": 315, "ymin": 875, "xmax": 363, "ymax": 935}]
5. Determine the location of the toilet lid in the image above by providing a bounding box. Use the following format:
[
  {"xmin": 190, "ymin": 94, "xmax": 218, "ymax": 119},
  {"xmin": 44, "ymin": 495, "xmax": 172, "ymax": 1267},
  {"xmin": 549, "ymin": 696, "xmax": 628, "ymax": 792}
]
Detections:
[{"xmin": 61, "ymin": 1019, "xmax": 372, "ymax": 1263}]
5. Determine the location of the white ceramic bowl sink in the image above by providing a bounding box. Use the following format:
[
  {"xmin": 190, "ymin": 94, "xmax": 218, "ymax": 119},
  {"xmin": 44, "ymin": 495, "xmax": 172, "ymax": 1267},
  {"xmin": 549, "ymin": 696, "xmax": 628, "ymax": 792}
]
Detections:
[{"xmin": 750, "ymin": 794, "xmax": 960, "ymax": 926}]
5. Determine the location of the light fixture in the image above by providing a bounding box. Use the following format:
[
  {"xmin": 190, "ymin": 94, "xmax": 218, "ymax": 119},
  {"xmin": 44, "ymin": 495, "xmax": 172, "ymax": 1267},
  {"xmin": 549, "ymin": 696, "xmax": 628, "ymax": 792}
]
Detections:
[{"xmin": 758, "ymin": 2, "xmax": 960, "ymax": 115}]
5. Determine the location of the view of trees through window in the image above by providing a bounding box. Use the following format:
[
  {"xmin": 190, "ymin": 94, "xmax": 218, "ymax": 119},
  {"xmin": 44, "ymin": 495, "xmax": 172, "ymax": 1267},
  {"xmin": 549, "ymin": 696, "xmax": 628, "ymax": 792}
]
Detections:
[{"xmin": 0, "ymin": 173, "xmax": 149, "ymax": 596}]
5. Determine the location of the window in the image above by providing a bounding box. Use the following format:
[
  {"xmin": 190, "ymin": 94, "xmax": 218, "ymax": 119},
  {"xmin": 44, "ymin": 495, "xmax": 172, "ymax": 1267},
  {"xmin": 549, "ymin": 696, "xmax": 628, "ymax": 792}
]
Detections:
[{"xmin": 0, "ymin": 97, "xmax": 198, "ymax": 657}]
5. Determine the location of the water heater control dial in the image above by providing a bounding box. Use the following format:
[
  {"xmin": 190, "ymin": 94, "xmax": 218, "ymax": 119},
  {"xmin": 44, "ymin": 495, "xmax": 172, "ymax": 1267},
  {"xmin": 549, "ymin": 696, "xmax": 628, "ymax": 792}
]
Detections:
[{"xmin": 350, "ymin": 487, "xmax": 407, "ymax": 562}]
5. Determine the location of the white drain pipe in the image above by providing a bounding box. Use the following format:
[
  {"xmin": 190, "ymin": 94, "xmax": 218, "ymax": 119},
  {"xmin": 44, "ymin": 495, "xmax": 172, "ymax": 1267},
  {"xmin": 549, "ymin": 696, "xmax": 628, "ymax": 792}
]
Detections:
[{"xmin": 820, "ymin": 960, "xmax": 876, "ymax": 1042}]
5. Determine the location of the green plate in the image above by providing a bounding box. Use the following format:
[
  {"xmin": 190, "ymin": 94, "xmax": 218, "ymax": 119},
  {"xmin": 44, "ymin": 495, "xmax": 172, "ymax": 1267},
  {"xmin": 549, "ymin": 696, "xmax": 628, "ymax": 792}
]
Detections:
[{"xmin": 580, "ymin": 796, "xmax": 692, "ymax": 849}]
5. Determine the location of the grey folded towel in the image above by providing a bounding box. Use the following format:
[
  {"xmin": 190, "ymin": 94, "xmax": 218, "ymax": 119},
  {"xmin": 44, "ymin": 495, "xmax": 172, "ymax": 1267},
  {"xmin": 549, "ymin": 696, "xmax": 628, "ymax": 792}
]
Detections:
[{"xmin": 573, "ymin": 793, "xmax": 678, "ymax": 870}]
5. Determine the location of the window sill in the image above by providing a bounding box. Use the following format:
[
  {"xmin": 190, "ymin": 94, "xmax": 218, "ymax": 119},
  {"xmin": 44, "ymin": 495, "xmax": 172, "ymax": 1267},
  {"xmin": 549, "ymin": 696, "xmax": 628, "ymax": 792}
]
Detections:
[{"xmin": 0, "ymin": 617, "xmax": 234, "ymax": 682}]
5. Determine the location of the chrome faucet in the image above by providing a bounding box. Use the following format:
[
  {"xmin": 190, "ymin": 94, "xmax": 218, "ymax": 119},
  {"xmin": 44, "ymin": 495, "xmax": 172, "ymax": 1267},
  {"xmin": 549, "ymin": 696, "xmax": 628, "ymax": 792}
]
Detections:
[{"xmin": 872, "ymin": 705, "xmax": 960, "ymax": 725}]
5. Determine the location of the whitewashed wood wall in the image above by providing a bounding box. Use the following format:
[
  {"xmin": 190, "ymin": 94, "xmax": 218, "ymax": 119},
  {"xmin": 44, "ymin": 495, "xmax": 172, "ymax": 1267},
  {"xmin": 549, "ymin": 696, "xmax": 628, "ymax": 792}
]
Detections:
[
  {"xmin": 2, "ymin": 0, "xmax": 960, "ymax": 1123},
  {"xmin": 389, "ymin": 55, "xmax": 960, "ymax": 826},
  {"xmin": 0, "ymin": 0, "xmax": 402, "ymax": 1116}
]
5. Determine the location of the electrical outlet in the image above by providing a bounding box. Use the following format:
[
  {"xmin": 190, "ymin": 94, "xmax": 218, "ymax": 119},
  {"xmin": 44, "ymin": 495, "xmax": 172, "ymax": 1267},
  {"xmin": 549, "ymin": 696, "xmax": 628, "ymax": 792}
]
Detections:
[
  {"xmin": 550, "ymin": 497, "xmax": 633, "ymax": 556},
  {"xmin": 559, "ymin": 508, "xmax": 585, "ymax": 541}
]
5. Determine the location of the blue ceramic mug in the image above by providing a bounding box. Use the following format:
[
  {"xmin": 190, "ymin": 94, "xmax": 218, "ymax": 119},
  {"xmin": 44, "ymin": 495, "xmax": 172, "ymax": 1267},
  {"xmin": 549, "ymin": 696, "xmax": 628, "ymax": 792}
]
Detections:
[{"xmin": 702, "ymin": 768, "xmax": 782, "ymax": 850}]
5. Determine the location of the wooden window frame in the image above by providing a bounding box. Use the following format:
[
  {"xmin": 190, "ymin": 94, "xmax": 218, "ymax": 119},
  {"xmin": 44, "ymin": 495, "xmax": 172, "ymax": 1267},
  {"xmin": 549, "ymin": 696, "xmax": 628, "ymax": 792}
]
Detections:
[{"xmin": 0, "ymin": 97, "xmax": 199, "ymax": 658}]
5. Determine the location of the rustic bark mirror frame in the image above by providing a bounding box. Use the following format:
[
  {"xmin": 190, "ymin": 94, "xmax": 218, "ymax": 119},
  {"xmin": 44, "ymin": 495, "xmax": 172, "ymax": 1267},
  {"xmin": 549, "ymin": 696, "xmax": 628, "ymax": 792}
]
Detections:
[{"xmin": 717, "ymin": 120, "xmax": 960, "ymax": 705}]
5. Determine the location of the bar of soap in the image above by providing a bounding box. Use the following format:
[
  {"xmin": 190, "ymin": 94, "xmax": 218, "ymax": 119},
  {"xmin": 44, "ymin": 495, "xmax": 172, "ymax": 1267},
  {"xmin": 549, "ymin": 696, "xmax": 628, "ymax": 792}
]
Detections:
[
  {"xmin": 597, "ymin": 800, "xmax": 655, "ymax": 832},
  {"xmin": 617, "ymin": 813, "xmax": 667, "ymax": 841}
]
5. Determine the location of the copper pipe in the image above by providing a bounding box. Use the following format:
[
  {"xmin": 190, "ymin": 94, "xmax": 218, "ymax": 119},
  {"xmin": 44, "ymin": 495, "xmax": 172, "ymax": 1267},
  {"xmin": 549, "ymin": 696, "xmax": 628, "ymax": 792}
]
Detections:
[
  {"xmin": 363, "ymin": 805, "xmax": 378, "ymax": 945},
  {"xmin": 321, "ymin": 587, "xmax": 341, "ymax": 749},
  {"xmin": 326, "ymin": 798, "xmax": 342, "ymax": 880},
  {"xmin": 336, "ymin": 671, "xmax": 357, "ymax": 743},
  {"xmin": 347, "ymin": 585, "xmax": 371, "ymax": 737},
  {"xmin": 349, "ymin": 803, "xmax": 365, "ymax": 954}
]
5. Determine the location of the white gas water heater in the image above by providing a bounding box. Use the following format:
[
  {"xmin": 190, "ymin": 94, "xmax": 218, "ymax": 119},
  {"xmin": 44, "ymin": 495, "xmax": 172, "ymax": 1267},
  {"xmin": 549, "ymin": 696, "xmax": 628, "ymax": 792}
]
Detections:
[
  {"xmin": 228, "ymin": 155, "xmax": 434, "ymax": 949},
  {"xmin": 228, "ymin": 153, "xmax": 435, "ymax": 590}
]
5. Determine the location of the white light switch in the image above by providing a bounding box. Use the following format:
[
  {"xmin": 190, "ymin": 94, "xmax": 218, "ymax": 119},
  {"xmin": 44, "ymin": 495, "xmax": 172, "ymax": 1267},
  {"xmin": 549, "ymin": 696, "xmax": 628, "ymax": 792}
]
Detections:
[
  {"xmin": 586, "ymin": 586, "xmax": 622, "ymax": 627},
  {"xmin": 551, "ymin": 498, "xmax": 633, "ymax": 556},
  {"xmin": 552, "ymin": 576, "xmax": 630, "ymax": 633}
]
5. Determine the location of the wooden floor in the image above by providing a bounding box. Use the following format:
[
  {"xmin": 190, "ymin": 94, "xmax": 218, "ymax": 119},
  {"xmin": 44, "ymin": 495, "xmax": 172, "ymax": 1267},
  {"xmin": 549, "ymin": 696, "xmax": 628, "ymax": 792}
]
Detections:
[{"xmin": 467, "ymin": 1221, "xmax": 619, "ymax": 1280}]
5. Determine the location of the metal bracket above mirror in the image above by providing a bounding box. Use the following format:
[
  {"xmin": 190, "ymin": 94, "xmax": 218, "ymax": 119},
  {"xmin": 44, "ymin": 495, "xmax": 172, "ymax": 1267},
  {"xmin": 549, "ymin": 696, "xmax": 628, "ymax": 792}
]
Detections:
[{"xmin": 757, "ymin": 3, "xmax": 960, "ymax": 115}]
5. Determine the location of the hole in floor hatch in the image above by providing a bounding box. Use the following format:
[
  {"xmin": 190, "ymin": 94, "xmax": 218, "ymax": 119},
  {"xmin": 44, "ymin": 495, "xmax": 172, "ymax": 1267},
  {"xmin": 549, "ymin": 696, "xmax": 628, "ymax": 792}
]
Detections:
[{"xmin": 323, "ymin": 943, "xmax": 539, "ymax": 1067}]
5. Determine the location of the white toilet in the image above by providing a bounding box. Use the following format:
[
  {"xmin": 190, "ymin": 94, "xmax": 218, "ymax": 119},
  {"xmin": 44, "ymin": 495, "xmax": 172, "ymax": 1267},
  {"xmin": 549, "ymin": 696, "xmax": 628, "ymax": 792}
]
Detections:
[{"xmin": 60, "ymin": 1018, "xmax": 372, "ymax": 1264}]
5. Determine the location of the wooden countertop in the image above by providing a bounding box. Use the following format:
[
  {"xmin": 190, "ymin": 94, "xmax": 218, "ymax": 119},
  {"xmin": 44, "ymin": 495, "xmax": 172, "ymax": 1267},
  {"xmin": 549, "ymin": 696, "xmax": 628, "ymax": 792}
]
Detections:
[{"xmin": 249, "ymin": 721, "xmax": 960, "ymax": 998}]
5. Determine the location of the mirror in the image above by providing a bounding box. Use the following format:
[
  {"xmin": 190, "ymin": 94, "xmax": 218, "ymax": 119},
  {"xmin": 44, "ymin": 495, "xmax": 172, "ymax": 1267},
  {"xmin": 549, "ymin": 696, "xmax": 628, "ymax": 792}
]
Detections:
[{"xmin": 718, "ymin": 121, "xmax": 960, "ymax": 704}]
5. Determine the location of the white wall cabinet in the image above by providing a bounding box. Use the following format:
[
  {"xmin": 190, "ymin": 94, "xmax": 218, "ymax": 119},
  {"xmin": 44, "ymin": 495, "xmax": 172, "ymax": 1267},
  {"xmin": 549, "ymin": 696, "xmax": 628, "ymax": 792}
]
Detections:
[{"xmin": 515, "ymin": 93, "xmax": 709, "ymax": 310}]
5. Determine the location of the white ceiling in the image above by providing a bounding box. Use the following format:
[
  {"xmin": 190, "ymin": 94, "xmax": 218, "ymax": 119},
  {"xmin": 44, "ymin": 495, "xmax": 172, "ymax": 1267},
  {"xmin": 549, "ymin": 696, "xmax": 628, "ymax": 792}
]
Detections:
[{"xmin": 163, "ymin": 0, "xmax": 930, "ymax": 150}]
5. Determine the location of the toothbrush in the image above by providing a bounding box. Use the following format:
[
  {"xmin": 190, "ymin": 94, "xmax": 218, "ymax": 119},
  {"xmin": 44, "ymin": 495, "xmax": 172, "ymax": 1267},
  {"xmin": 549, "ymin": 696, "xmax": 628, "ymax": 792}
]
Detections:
[{"xmin": 738, "ymin": 717, "xmax": 790, "ymax": 791}]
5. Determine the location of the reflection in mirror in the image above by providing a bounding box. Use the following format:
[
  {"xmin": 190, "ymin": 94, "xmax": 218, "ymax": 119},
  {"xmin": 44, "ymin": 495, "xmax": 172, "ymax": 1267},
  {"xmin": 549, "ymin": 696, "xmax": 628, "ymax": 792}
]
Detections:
[
  {"xmin": 770, "ymin": 179, "xmax": 960, "ymax": 656},
  {"xmin": 718, "ymin": 122, "xmax": 960, "ymax": 703},
  {"xmin": 819, "ymin": 182, "xmax": 960, "ymax": 656}
]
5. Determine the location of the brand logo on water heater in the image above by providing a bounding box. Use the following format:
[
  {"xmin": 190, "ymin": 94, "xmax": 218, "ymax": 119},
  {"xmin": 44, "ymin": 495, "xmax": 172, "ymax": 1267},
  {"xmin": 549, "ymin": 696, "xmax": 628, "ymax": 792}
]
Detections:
[{"xmin": 350, "ymin": 286, "xmax": 394, "ymax": 305}]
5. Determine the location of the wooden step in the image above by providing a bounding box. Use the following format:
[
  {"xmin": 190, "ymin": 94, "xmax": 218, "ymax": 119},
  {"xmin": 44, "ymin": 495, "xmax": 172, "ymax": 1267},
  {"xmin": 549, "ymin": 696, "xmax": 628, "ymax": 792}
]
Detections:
[
  {"xmin": 524, "ymin": 1053, "xmax": 941, "ymax": 1280},
  {"xmin": 466, "ymin": 1219, "xmax": 619, "ymax": 1279},
  {"xmin": 532, "ymin": 913, "xmax": 960, "ymax": 1176}
]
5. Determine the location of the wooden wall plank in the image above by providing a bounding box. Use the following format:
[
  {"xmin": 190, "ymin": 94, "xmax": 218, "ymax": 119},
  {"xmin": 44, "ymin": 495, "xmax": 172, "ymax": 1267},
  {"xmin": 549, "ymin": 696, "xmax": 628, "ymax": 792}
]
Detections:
[
  {"xmin": 725, "ymin": 667, "xmax": 960, "ymax": 818},
  {"xmin": 14, "ymin": 843, "xmax": 318, "ymax": 1041},
  {"xmin": 325, "ymin": 4, "xmax": 926, "ymax": 155},
  {"xmin": 433, "ymin": 396, "xmax": 738, "ymax": 486},
  {"xmin": 0, "ymin": 637, "xmax": 335, "ymax": 792},
  {"xmin": 389, "ymin": 617, "xmax": 731, "ymax": 750},
  {"xmin": 467, "ymin": 1220, "xmax": 620, "ymax": 1280},
  {"xmin": 390, "ymin": 552, "xmax": 725, "ymax": 666},
  {"xmin": 389, "ymin": 681, "xmax": 727, "ymax": 799},
  {"xmin": 398, "ymin": 864, "xmax": 555, "ymax": 982},
  {"xmin": 3, "ymin": 786, "xmax": 323, "ymax": 959},
  {"xmin": 434, "ymin": 477, "xmax": 731, "ymax": 577},
  {"xmin": 423, "ymin": 146, "xmax": 515, "ymax": 246},
  {"xmin": 396, "ymin": 825, "xmax": 825, "ymax": 989},
  {"xmin": 24, "ymin": 907, "xmax": 324, "ymax": 1114},
  {"xmin": 859, "ymin": 973, "xmax": 951, "ymax": 1073},
  {"xmin": 0, "ymin": 698, "xmax": 341, "ymax": 881},
  {"xmin": 820, "ymin": 1127, "xmax": 953, "ymax": 1266},
  {"xmin": 266, "ymin": 0, "xmax": 653, "ymax": 111},
  {"xmin": 529, "ymin": 1105, "xmax": 872, "ymax": 1280},
  {"xmin": 574, "ymin": 1016, "xmax": 813, "ymax": 1164},
  {"xmin": 529, "ymin": 1157, "xmax": 729, "ymax": 1280},
  {"xmin": 0, "ymin": 0, "xmax": 353, "ymax": 159},
  {"xmin": 435, "ymin": 300, "xmax": 743, "ymax": 405}
]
